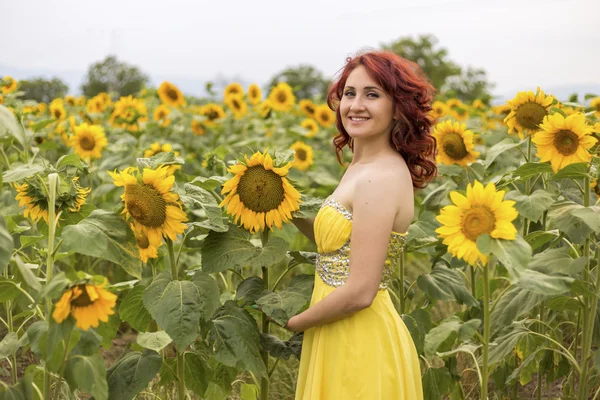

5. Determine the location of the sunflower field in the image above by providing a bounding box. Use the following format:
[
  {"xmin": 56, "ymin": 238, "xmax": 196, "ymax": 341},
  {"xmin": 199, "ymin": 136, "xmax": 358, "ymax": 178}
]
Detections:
[{"xmin": 1, "ymin": 73, "xmax": 600, "ymax": 400}]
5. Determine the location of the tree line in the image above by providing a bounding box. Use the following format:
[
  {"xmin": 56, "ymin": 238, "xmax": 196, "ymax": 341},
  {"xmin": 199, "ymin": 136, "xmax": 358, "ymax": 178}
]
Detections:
[{"xmin": 17, "ymin": 34, "xmax": 494, "ymax": 104}]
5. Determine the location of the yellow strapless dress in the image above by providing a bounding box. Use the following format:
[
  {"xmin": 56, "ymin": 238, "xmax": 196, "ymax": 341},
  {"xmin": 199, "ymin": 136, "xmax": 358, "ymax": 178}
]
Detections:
[{"xmin": 294, "ymin": 197, "xmax": 423, "ymax": 400}]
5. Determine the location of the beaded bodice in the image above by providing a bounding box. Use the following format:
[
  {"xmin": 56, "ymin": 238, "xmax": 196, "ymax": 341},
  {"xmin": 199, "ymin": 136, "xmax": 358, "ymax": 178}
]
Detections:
[{"xmin": 315, "ymin": 197, "xmax": 407, "ymax": 290}]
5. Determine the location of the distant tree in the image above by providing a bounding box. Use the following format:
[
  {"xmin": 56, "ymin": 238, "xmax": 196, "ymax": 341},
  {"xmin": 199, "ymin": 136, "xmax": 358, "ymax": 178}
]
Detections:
[
  {"xmin": 444, "ymin": 66, "xmax": 495, "ymax": 104},
  {"xmin": 81, "ymin": 56, "xmax": 149, "ymax": 98},
  {"xmin": 268, "ymin": 65, "xmax": 330, "ymax": 100},
  {"xmin": 19, "ymin": 77, "xmax": 68, "ymax": 103},
  {"xmin": 382, "ymin": 34, "xmax": 494, "ymax": 102}
]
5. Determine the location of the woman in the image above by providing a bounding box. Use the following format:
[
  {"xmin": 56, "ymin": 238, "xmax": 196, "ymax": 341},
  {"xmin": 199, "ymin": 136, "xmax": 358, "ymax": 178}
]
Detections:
[{"xmin": 288, "ymin": 51, "xmax": 437, "ymax": 399}]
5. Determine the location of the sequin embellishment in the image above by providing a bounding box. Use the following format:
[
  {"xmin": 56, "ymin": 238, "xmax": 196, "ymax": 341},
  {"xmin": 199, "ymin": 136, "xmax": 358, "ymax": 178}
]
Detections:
[{"xmin": 316, "ymin": 197, "xmax": 407, "ymax": 290}]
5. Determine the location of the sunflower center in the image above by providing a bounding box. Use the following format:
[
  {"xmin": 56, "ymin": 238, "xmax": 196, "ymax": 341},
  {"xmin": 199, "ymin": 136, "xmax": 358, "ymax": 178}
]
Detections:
[
  {"xmin": 320, "ymin": 112, "xmax": 330, "ymax": 122},
  {"xmin": 70, "ymin": 285, "xmax": 93, "ymax": 307},
  {"xmin": 53, "ymin": 109, "xmax": 62, "ymax": 119},
  {"xmin": 296, "ymin": 149, "xmax": 307, "ymax": 161},
  {"xmin": 553, "ymin": 129, "xmax": 579, "ymax": 156},
  {"xmin": 461, "ymin": 206, "xmax": 496, "ymax": 241},
  {"xmin": 206, "ymin": 109, "xmax": 219, "ymax": 120},
  {"xmin": 276, "ymin": 91, "xmax": 287, "ymax": 104},
  {"xmin": 441, "ymin": 132, "xmax": 468, "ymax": 160},
  {"xmin": 237, "ymin": 166, "xmax": 285, "ymax": 213},
  {"xmin": 167, "ymin": 88, "xmax": 179, "ymax": 101},
  {"xmin": 232, "ymin": 99, "xmax": 241, "ymax": 110},
  {"xmin": 515, "ymin": 102, "xmax": 547, "ymax": 130},
  {"xmin": 79, "ymin": 134, "xmax": 96, "ymax": 150},
  {"xmin": 124, "ymin": 184, "xmax": 167, "ymax": 228}
]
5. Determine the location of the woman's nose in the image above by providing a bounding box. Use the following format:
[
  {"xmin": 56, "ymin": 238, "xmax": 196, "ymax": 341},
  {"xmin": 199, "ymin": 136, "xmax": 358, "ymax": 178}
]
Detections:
[{"xmin": 350, "ymin": 97, "xmax": 365, "ymax": 111}]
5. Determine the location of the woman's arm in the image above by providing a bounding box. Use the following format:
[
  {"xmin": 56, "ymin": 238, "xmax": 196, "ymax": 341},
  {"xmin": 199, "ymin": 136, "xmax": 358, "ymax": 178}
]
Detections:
[
  {"xmin": 286, "ymin": 173, "xmax": 401, "ymax": 332},
  {"xmin": 291, "ymin": 217, "xmax": 316, "ymax": 243}
]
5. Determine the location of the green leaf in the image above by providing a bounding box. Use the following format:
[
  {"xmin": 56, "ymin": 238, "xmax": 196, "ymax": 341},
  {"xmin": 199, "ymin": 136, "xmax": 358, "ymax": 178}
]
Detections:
[
  {"xmin": 190, "ymin": 175, "xmax": 227, "ymax": 191},
  {"xmin": 180, "ymin": 351, "xmax": 209, "ymax": 396},
  {"xmin": 529, "ymin": 248, "xmax": 584, "ymax": 276},
  {"xmin": 524, "ymin": 230, "xmax": 559, "ymax": 251},
  {"xmin": 0, "ymin": 333, "xmax": 20, "ymax": 359},
  {"xmin": 406, "ymin": 212, "xmax": 440, "ymax": 252},
  {"xmin": 19, "ymin": 235, "xmax": 44, "ymax": 248},
  {"xmin": 106, "ymin": 350, "xmax": 162, "ymax": 400},
  {"xmin": 437, "ymin": 164, "xmax": 463, "ymax": 177},
  {"xmin": 417, "ymin": 265, "xmax": 478, "ymax": 307},
  {"xmin": 0, "ymin": 279, "xmax": 22, "ymax": 303},
  {"xmin": 0, "ymin": 218, "xmax": 13, "ymax": 270},
  {"xmin": 491, "ymin": 286, "xmax": 548, "ymax": 334},
  {"xmin": 137, "ymin": 331, "xmax": 172, "ymax": 352},
  {"xmin": 291, "ymin": 195, "xmax": 323, "ymax": 219},
  {"xmin": 236, "ymin": 277, "xmax": 266, "ymax": 305},
  {"xmin": 209, "ymin": 301, "xmax": 267, "ymax": 379},
  {"xmin": 137, "ymin": 151, "xmax": 184, "ymax": 169},
  {"xmin": 64, "ymin": 354, "xmax": 108, "ymax": 400},
  {"xmin": 548, "ymin": 201, "xmax": 599, "ymax": 244},
  {"xmin": 488, "ymin": 322, "xmax": 531, "ymax": 365},
  {"xmin": 143, "ymin": 272, "xmax": 201, "ymax": 352},
  {"xmin": 256, "ymin": 274, "xmax": 314, "ymax": 326},
  {"xmin": 2, "ymin": 164, "xmax": 44, "ymax": 183},
  {"xmin": 240, "ymin": 383, "xmax": 259, "ymax": 400},
  {"xmin": 30, "ymin": 119, "xmax": 55, "ymax": 132},
  {"xmin": 422, "ymin": 181, "xmax": 456, "ymax": 209},
  {"xmin": 56, "ymin": 153, "xmax": 88, "ymax": 172},
  {"xmin": 191, "ymin": 271, "xmax": 221, "ymax": 321},
  {"xmin": 511, "ymin": 162, "xmax": 554, "ymax": 180},
  {"xmin": 0, "ymin": 105, "xmax": 28, "ymax": 150},
  {"xmin": 422, "ymin": 367, "xmax": 452, "ymax": 400},
  {"xmin": 96, "ymin": 313, "xmax": 120, "ymax": 350},
  {"xmin": 246, "ymin": 236, "xmax": 288, "ymax": 268},
  {"xmin": 546, "ymin": 296, "xmax": 581, "ymax": 312},
  {"xmin": 38, "ymin": 272, "xmax": 70, "ymax": 301},
  {"xmin": 181, "ymin": 183, "xmax": 228, "ymax": 232},
  {"xmin": 489, "ymin": 236, "xmax": 531, "ymax": 282},
  {"xmin": 483, "ymin": 138, "xmax": 522, "ymax": 169},
  {"xmin": 61, "ymin": 210, "xmax": 141, "ymax": 278},
  {"xmin": 14, "ymin": 255, "xmax": 41, "ymax": 293},
  {"xmin": 551, "ymin": 162, "xmax": 589, "ymax": 180},
  {"xmin": 5, "ymin": 216, "xmax": 30, "ymax": 235},
  {"xmin": 424, "ymin": 316, "xmax": 470, "ymax": 359},
  {"xmin": 517, "ymin": 270, "xmax": 573, "ymax": 295},
  {"xmin": 505, "ymin": 190, "xmax": 555, "ymax": 223},
  {"xmin": 260, "ymin": 332, "xmax": 303, "ymax": 360},
  {"xmin": 119, "ymin": 285, "xmax": 152, "ymax": 332}
]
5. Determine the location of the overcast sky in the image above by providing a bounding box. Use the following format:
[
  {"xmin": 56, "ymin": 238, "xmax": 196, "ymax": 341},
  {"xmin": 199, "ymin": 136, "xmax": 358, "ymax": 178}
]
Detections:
[{"xmin": 2, "ymin": 0, "xmax": 599, "ymax": 97}]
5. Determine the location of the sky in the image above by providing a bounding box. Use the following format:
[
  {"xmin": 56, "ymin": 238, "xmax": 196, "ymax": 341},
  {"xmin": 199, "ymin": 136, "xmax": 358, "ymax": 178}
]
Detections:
[{"xmin": 2, "ymin": 0, "xmax": 599, "ymax": 99}]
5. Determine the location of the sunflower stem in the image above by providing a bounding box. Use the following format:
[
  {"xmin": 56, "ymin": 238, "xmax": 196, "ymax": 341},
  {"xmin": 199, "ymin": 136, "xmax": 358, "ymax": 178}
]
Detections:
[
  {"xmin": 481, "ymin": 262, "xmax": 491, "ymax": 400},
  {"xmin": 260, "ymin": 229, "xmax": 270, "ymax": 400},
  {"xmin": 166, "ymin": 238, "xmax": 186, "ymax": 400},
  {"xmin": 399, "ymin": 250, "xmax": 406, "ymax": 314},
  {"xmin": 470, "ymin": 265, "xmax": 477, "ymax": 299},
  {"xmin": 577, "ymin": 175, "xmax": 595, "ymax": 400},
  {"xmin": 43, "ymin": 173, "xmax": 59, "ymax": 400}
]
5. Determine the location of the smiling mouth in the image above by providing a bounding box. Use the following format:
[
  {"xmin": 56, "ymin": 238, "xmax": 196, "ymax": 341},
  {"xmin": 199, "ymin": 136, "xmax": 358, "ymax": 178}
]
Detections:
[{"xmin": 348, "ymin": 117, "xmax": 369, "ymax": 122}]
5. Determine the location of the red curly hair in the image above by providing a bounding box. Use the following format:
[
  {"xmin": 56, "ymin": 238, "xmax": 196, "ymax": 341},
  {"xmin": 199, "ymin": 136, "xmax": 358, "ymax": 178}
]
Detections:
[{"xmin": 327, "ymin": 51, "xmax": 437, "ymax": 189}]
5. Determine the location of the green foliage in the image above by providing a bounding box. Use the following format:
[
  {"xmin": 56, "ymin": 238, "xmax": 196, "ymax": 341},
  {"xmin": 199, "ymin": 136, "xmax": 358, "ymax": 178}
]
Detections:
[
  {"xmin": 267, "ymin": 65, "xmax": 330, "ymax": 100},
  {"xmin": 382, "ymin": 34, "xmax": 494, "ymax": 102},
  {"xmin": 80, "ymin": 55, "xmax": 149, "ymax": 98},
  {"xmin": 106, "ymin": 350, "xmax": 162, "ymax": 400},
  {"xmin": 18, "ymin": 77, "xmax": 68, "ymax": 103}
]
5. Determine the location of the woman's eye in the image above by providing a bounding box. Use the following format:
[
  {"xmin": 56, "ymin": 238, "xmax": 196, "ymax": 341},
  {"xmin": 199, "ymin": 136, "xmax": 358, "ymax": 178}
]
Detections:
[
  {"xmin": 367, "ymin": 92, "xmax": 379, "ymax": 98},
  {"xmin": 344, "ymin": 91, "xmax": 354, "ymax": 97}
]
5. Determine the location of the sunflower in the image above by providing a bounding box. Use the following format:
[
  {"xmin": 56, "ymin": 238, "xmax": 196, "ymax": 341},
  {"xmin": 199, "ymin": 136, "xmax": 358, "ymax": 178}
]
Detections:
[
  {"xmin": 15, "ymin": 177, "xmax": 91, "ymax": 223},
  {"xmin": 130, "ymin": 222, "xmax": 159, "ymax": 262},
  {"xmin": 290, "ymin": 141, "xmax": 314, "ymax": 171},
  {"xmin": 224, "ymin": 83, "xmax": 244, "ymax": 99},
  {"xmin": 110, "ymin": 95, "xmax": 148, "ymax": 133},
  {"xmin": 436, "ymin": 180, "xmax": 518, "ymax": 266},
  {"xmin": 430, "ymin": 101, "xmax": 449, "ymax": 119},
  {"xmin": 493, "ymin": 104, "xmax": 511, "ymax": 117},
  {"xmin": 1, "ymin": 76, "xmax": 17, "ymax": 94},
  {"xmin": 158, "ymin": 81, "xmax": 186, "ymax": 108},
  {"xmin": 65, "ymin": 96, "xmax": 77, "ymax": 107},
  {"xmin": 108, "ymin": 166, "xmax": 188, "ymax": 247},
  {"xmin": 472, "ymin": 99, "xmax": 486, "ymax": 111},
  {"xmin": 450, "ymin": 107, "xmax": 469, "ymax": 121},
  {"xmin": 225, "ymin": 95, "xmax": 248, "ymax": 119},
  {"xmin": 590, "ymin": 97, "xmax": 600, "ymax": 118},
  {"xmin": 446, "ymin": 99, "xmax": 463, "ymax": 109},
  {"xmin": 301, "ymin": 118, "xmax": 319, "ymax": 138},
  {"xmin": 299, "ymin": 99, "xmax": 316, "ymax": 118},
  {"xmin": 504, "ymin": 87, "xmax": 554, "ymax": 139},
  {"xmin": 247, "ymin": 84, "xmax": 262, "ymax": 105},
  {"xmin": 532, "ymin": 112, "xmax": 597, "ymax": 173},
  {"xmin": 0, "ymin": 95, "xmax": 4, "ymax": 104},
  {"xmin": 97, "ymin": 92, "xmax": 113, "ymax": 107},
  {"xmin": 256, "ymin": 101, "xmax": 272, "ymax": 118},
  {"xmin": 69, "ymin": 123, "xmax": 107, "ymax": 161},
  {"xmin": 219, "ymin": 149, "xmax": 302, "ymax": 233},
  {"xmin": 50, "ymin": 99, "xmax": 67, "ymax": 121},
  {"xmin": 200, "ymin": 103, "xmax": 226, "ymax": 127},
  {"xmin": 267, "ymin": 82, "xmax": 296, "ymax": 112},
  {"xmin": 191, "ymin": 119, "xmax": 206, "ymax": 136},
  {"xmin": 86, "ymin": 96, "xmax": 104, "ymax": 114},
  {"xmin": 433, "ymin": 120, "xmax": 480, "ymax": 166},
  {"xmin": 153, "ymin": 104, "xmax": 172, "ymax": 127},
  {"xmin": 314, "ymin": 104, "xmax": 335, "ymax": 127},
  {"xmin": 53, "ymin": 279, "xmax": 117, "ymax": 331},
  {"xmin": 591, "ymin": 179, "xmax": 600, "ymax": 200},
  {"xmin": 143, "ymin": 142, "xmax": 181, "ymax": 175}
]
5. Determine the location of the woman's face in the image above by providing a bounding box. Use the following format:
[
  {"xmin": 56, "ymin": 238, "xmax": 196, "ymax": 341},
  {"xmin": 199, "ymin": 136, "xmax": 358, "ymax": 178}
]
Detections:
[{"xmin": 339, "ymin": 65, "xmax": 396, "ymax": 140}]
